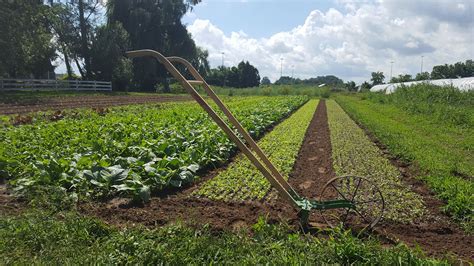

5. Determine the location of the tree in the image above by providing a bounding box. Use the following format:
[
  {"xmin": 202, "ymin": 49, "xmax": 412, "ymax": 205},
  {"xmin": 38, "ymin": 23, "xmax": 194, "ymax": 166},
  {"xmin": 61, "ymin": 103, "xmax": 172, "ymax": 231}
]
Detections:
[
  {"xmin": 0, "ymin": 0, "xmax": 56, "ymax": 78},
  {"xmin": 47, "ymin": 0, "xmax": 101, "ymax": 79},
  {"xmin": 206, "ymin": 61, "xmax": 260, "ymax": 88},
  {"xmin": 49, "ymin": 3, "xmax": 79, "ymax": 78},
  {"xmin": 302, "ymin": 75, "xmax": 343, "ymax": 86},
  {"xmin": 274, "ymin": 76, "xmax": 296, "ymax": 85},
  {"xmin": 261, "ymin": 77, "xmax": 271, "ymax": 86},
  {"xmin": 90, "ymin": 22, "xmax": 132, "ymax": 90},
  {"xmin": 107, "ymin": 0, "xmax": 201, "ymax": 91},
  {"xmin": 415, "ymin": 72, "xmax": 430, "ymax": 81},
  {"xmin": 370, "ymin": 71, "xmax": 385, "ymax": 85},
  {"xmin": 238, "ymin": 61, "xmax": 260, "ymax": 87},
  {"xmin": 430, "ymin": 60, "xmax": 474, "ymax": 79},
  {"xmin": 190, "ymin": 47, "xmax": 210, "ymax": 78},
  {"xmin": 431, "ymin": 64, "xmax": 453, "ymax": 79},
  {"xmin": 345, "ymin": 81, "xmax": 357, "ymax": 92},
  {"xmin": 390, "ymin": 74, "xmax": 412, "ymax": 83},
  {"xmin": 360, "ymin": 81, "xmax": 371, "ymax": 91}
]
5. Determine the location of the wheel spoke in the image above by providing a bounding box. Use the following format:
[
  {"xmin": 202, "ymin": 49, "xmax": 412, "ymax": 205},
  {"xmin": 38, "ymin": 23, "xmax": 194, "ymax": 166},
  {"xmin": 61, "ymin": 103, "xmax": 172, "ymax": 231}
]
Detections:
[
  {"xmin": 331, "ymin": 183, "xmax": 350, "ymax": 202},
  {"xmin": 353, "ymin": 208, "xmax": 370, "ymax": 223},
  {"xmin": 350, "ymin": 177, "xmax": 362, "ymax": 202},
  {"xmin": 321, "ymin": 176, "xmax": 384, "ymax": 230}
]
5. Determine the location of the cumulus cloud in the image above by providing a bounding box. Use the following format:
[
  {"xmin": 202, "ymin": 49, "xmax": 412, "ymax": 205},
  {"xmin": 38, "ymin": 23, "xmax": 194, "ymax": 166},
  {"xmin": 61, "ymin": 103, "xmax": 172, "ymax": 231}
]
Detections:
[{"xmin": 188, "ymin": 0, "xmax": 473, "ymax": 83}]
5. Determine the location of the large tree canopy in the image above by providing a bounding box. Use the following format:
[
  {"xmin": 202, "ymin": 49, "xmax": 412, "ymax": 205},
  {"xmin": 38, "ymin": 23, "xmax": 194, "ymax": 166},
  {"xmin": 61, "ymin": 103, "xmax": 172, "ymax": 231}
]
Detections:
[
  {"xmin": 107, "ymin": 0, "xmax": 201, "ymax": 91},
  {"xmin": 0, "ymin": 0, "xmax": 56, "ymax": 78},
  {"xmin": 206, "ymin": 61, "xmax": 260, "ymax": 88}
]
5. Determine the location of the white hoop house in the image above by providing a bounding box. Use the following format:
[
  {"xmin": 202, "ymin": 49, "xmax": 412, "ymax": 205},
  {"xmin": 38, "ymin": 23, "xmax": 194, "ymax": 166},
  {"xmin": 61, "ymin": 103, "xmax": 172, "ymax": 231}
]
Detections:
[{"xmin": 370, "ymin": 77, "xmax": 474, "ymax": 94}]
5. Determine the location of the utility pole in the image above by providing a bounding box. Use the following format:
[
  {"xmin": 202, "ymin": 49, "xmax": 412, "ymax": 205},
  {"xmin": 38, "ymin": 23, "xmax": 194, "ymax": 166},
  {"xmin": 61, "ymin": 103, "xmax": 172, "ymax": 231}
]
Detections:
[
  {"xmin": 221, "ymin": 52, "xmax": 225, "ymax": 87},
  {"xmin": 291, "ymin": 65, "xmax": 295, "ymax": 78},
  {"xmin": 420, "ymin": 55, "xmax": 424, "ymax": 73},
  {"xmin": 390, "ymin": 61, "xmax": 394, "ymax": 82},
  {"xmin": 280, "ymin": 57, "xmax": 283, "ymax": 78}
]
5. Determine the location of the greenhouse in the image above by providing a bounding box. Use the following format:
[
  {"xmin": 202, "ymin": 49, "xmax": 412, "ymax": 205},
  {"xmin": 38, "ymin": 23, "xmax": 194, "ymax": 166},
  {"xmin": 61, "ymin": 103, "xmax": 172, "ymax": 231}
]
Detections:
[{"xmin": 370, "ymin": 77, "xmax": 474, "ymax": 93}]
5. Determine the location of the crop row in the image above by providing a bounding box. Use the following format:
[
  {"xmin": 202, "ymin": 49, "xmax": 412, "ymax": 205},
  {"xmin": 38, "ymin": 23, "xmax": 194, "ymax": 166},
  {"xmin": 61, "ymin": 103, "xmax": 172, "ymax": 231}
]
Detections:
[
  {"xmin": 335, "ymin": 95, "xmax": 473, "ymax": 230},
  {"xmin": 326, "ymin": 100, "xmax": 425, "ymax": 223},
  {"xmin": 0, "ymin": 96, "xmax": 308, "ymax": 201},
  {"xmin": 194, "ymin": 100, "xmax": 318, "ymax": 201}
]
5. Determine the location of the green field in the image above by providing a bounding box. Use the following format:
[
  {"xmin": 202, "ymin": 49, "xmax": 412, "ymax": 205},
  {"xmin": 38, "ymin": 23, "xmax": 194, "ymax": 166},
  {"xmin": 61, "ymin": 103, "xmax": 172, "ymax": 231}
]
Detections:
[
  {"xmin": 336, "ymin": 86, "xmax": 473, "ymax": 230},
  {"xmin": 1, "ymin": 86, "xmax": 472, "ymax": 263}
]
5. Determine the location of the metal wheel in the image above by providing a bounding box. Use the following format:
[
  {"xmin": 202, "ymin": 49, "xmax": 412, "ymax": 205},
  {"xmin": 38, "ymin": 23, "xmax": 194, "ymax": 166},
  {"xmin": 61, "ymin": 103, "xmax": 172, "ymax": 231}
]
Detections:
[{"xmin": 319, "ymin": 175, "xmax": 384, "ymax": 232}]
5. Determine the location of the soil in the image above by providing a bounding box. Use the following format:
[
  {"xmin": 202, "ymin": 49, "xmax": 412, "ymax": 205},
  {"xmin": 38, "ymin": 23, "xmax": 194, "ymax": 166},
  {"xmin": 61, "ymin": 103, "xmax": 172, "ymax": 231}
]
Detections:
[
  {"xmin": 0, "ymin": 94, "xmax": 192, "ymax": 115},
  {"xmin": 0, "ymin": 184, "xmax": 23, "ymax": 216}
]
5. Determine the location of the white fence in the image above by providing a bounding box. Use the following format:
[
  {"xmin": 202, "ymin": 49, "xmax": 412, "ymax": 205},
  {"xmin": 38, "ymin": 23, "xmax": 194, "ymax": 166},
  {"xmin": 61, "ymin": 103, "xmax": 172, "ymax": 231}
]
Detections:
[{"xmin": 0, "ymin": 79, "xmax": 112, "ymax": 91}]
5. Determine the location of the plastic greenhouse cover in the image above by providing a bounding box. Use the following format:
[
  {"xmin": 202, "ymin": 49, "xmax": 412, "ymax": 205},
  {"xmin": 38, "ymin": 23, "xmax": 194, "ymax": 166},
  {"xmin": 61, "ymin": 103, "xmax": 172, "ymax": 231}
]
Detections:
[{"xmin": 369, "ymin": 77, "xmax": 474, "ymax": 94}]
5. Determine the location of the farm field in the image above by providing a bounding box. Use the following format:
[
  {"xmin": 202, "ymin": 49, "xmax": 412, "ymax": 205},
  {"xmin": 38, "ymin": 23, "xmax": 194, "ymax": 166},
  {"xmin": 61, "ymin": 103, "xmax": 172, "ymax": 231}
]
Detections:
[
  {"xmin": 1, "ymin": 91, "xmax": 473, "ymax": 263},
  {"xmin": 195, "ymin": 99, "xmax": 318, "ymax": 201},
  {"xmin": 3, "ymin": 0, "xmax": 473, "ymax": 263},
  {"xmin": 336, "ymin": 92, "xmax": 473, "ymax": 231},
  {"xmin": 0, "ymin": 92, "xmax": 192, "ymax": 115},
  {"xmin": 1, "ymin": 96, "xmax": 307, "ymax": 201}
]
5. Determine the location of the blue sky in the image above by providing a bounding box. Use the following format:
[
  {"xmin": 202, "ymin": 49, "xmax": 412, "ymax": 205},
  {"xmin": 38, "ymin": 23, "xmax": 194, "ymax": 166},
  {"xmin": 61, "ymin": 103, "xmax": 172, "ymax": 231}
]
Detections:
[
  {"xmin": 183, "ymin": 0, "xmax": 474, "ymax": 83},
  {"xmin": 55, "ymin": 0, "xmax": 473, "ymax": 83},
  {"xmin": 182, "ymin": 0, "xmax": 334, "ymax": 38}
]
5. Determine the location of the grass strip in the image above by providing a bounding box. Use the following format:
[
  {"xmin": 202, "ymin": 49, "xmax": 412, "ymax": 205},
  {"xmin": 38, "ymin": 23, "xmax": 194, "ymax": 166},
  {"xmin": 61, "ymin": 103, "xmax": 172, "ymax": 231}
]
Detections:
[
  {"xmin": 0, "ymin": 211, "xmax": 446, "ymax": 265},
  {"xmin": 335, "ymin": 95, "xmax": 473, "ymax": 231},
  {"xmin": 195, "ymin": 99, "xmax": 318, "ymax": 201},
  {"xmin": 326, "ymin": 100, "xmax": 425, "ymax": 223}
]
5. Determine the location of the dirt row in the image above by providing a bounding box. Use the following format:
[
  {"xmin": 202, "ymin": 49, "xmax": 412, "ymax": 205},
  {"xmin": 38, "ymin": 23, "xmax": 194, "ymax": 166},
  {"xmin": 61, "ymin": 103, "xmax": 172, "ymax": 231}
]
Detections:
[
  {"xmin": 1, "ymin": 100, "xmax": 472, "ymax": 261},
  {"xmin": 0, "ymin": 95, "xmax": 192, "ymax": 115}
]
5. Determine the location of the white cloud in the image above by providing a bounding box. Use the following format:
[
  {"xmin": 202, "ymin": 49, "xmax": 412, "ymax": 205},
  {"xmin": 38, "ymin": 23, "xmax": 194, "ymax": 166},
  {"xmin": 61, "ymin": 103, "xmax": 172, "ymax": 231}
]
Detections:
[{"xmin": 188, "ymin": 0, "xmax": 473, "ymax": 83}]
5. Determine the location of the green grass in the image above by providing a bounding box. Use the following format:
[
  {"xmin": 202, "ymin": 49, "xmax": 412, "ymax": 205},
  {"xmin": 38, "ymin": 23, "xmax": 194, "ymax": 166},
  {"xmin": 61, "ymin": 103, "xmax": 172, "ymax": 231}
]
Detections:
[
  {"xmin": 364, "ymin": 84, "xmax": 473, "ymax": 128},
  {"xmin": 0, "ymin": 210, "xmax": 446, "ymax": 265},
  {"xmin": 194, "ymin": 99, "xmax": 318, "ymax": 201},
  {"xmin": 336, "ymin": 94, "xmax": 473, "ymax": 231},
  {"xmin": 169, "ymin": 83, "xmax": 334, "ymax": 98},
  {"xmin": 326, "ymin": 100, "xmax": 425, "ymax": 223}
]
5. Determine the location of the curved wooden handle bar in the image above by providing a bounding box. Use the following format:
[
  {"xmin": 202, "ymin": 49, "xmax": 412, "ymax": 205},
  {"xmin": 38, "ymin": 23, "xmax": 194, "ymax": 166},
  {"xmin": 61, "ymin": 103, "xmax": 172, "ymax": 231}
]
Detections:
[
  {"xmin": 126, "ymin": 49, "xmax": 299, "ymax": 207},
  {"xmin": 166, "ymin": 56, "xmax": 298, "ymax": 197}
]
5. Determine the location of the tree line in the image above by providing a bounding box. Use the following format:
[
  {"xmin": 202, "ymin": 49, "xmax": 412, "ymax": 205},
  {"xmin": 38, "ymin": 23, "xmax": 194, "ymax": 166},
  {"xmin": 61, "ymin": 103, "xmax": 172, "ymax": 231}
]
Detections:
[
  {"xmin": 271, "ymin": 75, "xmax": 344, "ymax": 86},
  {"xmin": 0, "ymin": 0, "xmax": 261, "ymax": 91}
]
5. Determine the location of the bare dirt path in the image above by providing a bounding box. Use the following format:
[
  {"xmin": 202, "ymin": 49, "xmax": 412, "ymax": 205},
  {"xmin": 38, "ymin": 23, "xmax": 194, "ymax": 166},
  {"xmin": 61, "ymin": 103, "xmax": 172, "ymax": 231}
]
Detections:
[{"xmin": 0, "ymin": 95, "xmax": 192, "ymax": 115}]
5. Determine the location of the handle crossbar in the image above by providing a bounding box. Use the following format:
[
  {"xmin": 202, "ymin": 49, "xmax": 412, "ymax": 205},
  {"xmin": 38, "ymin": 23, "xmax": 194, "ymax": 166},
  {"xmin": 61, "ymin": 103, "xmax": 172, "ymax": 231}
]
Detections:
[{"xmin": 126, "ymin": 49, "xmax": 301, "ymax": 207}]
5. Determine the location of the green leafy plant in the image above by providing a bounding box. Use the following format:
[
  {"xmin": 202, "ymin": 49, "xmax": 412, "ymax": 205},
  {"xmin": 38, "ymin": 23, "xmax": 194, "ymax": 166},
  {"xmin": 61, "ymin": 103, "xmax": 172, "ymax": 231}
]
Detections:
[
  {"xmin": 194, "ymin": 100, "xmax": 318, "ymax": 201},
  {"xmin": 326, "ymin": 100, "xmax": 425, "ymax": 223},
  {"xmin": 1, "ymin": 96, "xmax": 308, "ymax": 201}
]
